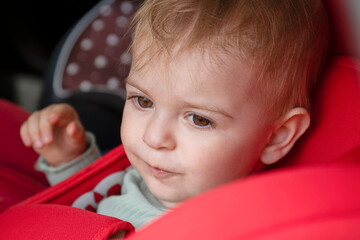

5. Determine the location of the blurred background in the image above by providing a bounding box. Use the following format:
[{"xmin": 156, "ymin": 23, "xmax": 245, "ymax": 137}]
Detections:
[{"xmin": 0, "ymin": 0, "xmax": 99, "ymax": 112}]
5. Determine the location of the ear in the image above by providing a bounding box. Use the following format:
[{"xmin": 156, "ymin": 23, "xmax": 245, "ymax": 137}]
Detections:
[{"xmin": 260, "ymin": 108, "xmax": 310, "ymax": 165}]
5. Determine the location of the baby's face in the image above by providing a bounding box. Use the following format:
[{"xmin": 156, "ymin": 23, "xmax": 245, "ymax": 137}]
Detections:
[{"xmin": 121, "ymin": 50, "xmax": 273, "ymax": 207}]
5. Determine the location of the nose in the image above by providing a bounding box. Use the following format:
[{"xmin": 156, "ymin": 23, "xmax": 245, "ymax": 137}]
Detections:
[{"xmin": 142, "ymin": 112, "xmax": 176, "ymax": 150}]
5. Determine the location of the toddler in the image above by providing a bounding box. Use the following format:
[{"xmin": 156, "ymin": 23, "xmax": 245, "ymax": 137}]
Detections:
[{"xmin": 20, "ymin": 0, "xmax": 329, "ymax": 233}]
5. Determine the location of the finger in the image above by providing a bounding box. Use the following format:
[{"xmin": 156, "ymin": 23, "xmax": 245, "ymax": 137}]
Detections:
[
  {"xmin": 27, "ymin": 111, "xmax": 44, "ymax": 149},
  {"xmin": 39, "ymin": 108, "xmax": 54, "ymax": 145},
  {"xmin": 48, "ymin": 104, "xmax": 79, "ymax": 127},
  {"xmin": 20, "ymin": 121, "xmax": 32, "ymax": 147}
]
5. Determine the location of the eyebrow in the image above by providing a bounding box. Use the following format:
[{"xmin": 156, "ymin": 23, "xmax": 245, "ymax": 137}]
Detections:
[
  {"xmin": 125, "ymin": 78, "xmax": 152, "ymax": 97},
  {"xmin": 180, "ymin": 100, "xmax": 234, "ymax": 119},
  {"xmin": 125, "ymin": 78, "xmax": 233, "ymax": 119}
]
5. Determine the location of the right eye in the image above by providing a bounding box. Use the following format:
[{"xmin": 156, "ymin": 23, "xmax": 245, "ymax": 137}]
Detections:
[
  {"xmin": 129, "ymin": 96, "xmax": 153, "ymax": 109},
  {"xmin": 187, "ymin": 113, "xmax": 214, "ymax": 129}
]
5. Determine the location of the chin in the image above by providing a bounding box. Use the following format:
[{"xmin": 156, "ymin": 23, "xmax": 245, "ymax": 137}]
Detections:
[{"xmin": 147, "ymin": 183, "xmax": 189, "ymax": 207}]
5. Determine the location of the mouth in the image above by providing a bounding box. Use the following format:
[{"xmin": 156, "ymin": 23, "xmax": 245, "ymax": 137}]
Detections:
[{"xmin": 144, "ymin": 162, "xmax": 177, "ymax": 178}]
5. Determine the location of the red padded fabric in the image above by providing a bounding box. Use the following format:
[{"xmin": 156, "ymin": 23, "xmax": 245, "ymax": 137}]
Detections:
[
  {"xmin": 0, "ymin": 99, "xmax": 48, "ymax": 211},
  {"xmin": 129, "ymin": 164, "xmax": 360, "ymax": 240},
  {"xmin": 272, "ymin": 57, "xmax": 360, "ymax": 168},
  {"xmin": 0, "ymin": 203, "xmax": 134, "ymax": 239},
  {"xmin": 0, "ymin": 99, "xmax": 44, "ymax": 181},
  {"xmin": 0, "ymin": 166, "xmax": 48, "ymax": 212}
]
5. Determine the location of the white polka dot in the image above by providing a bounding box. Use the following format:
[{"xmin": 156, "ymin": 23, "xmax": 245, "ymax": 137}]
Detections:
[
  {"xmin": 94, "ymin": 55, "xmax": 108, "ymax": 69},
  {"xmin": 92, "ymin": 19, "xmax": 104, "ymax": 31},
  {"xmin": 120, "ymin": 52, "xmax": 131, "ymax": 65},
  {"xmin": 106, "ymin": 34, "xmax": 119, "ymax": 46},
  {"xmin": 120, "ymin": 1, "xmax": 134, "ymax": 15},
  {"xmin": 80, "ymin": 38, "xmax": 93, "ymax": 51},
  {"xmin": 66, "ymin": 63, "xmax": 80, "ymax": 76},
  {"xmin": 79, "ymin": 80, "xmax": 92, "ymax": 91},
  {"xmin": 107, "ymin": 77, "xmax": 120, "ymax": 89},
  {"xmin": 116, "ymin": 16, "xmax": 128, "ymax": 28},
  {"xmin": 100, "ymin": 5, "xmax": 112, "ymax": 16}
]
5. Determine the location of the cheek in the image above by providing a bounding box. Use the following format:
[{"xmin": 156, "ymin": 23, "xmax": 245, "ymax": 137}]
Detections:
[
  {"xmin": 180, "ymin": 136, "xmax": 239, "ymax": 178},
  {"xmin": 120, "ymin": 105, "xmax": 141, "ymax": 153},
  {"xmin": 184, "ymin": 133, "xmax": 264, "ymax": 188},
  {"xmin": 120, "ymin": 106, "xmax": 130, "ymax": 144}
]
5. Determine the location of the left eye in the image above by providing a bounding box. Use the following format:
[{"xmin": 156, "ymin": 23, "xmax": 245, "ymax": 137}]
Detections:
[
  {"xmin": 136, "ymin": 96, "xmax": 153, "ymax": 108},
  {"xmin": 189, "ymin": 114, "xmax": 212, "ymax": 127}
]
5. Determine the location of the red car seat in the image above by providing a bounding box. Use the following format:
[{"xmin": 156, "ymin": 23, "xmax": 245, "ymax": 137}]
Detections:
[{"xmin": 0, "ymin": 0, "xmax": 359, "ymax": 239}]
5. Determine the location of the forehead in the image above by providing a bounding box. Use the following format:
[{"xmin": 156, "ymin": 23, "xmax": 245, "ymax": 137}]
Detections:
[{"xmin": 130, "ymin": 43, "xmax": 254, "ymax": 90}]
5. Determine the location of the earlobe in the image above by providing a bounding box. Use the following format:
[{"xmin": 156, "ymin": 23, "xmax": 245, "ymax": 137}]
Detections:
[{"xmin": 260, "ymin": 108, "xmax": 310, "ymax": 165}]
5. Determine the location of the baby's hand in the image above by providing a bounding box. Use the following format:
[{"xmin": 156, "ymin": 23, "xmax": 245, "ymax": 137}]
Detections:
[{"xmin": 20, "ymin": 104, "xmax": 87, "ymax": 166}]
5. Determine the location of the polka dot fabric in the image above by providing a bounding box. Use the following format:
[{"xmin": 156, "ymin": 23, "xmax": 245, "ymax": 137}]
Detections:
[{"xmin": 54, "ymin": 0, "xmax": 140, "ymax": 99}]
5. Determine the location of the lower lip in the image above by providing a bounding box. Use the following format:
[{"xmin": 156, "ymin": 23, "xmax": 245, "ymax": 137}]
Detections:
[{"xmin": 145, "ymin": 162, "xmax": 176, "ymax": 178}]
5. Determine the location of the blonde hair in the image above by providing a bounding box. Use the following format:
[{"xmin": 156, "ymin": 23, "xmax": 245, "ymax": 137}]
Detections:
[{"xmin": 130, "ymin": 0, "xmax": 330, "ymax": 120}]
